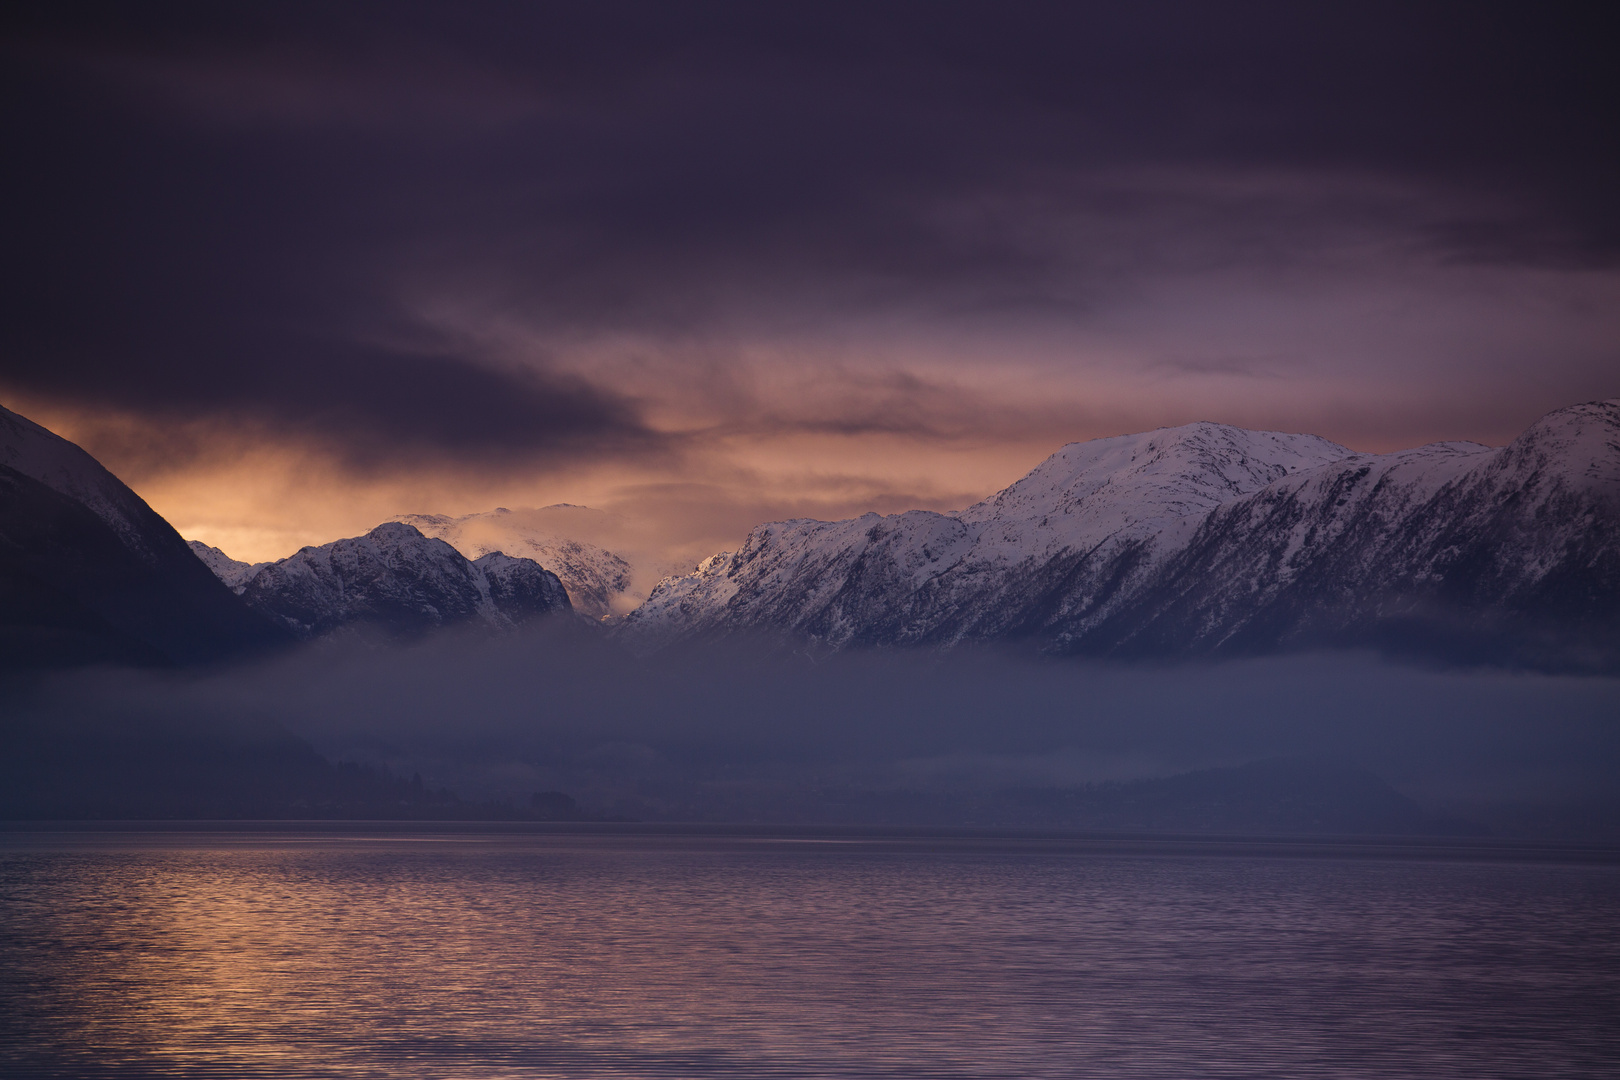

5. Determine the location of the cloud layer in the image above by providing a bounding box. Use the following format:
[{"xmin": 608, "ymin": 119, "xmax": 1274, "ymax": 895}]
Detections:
[{"xmin": 2, "ymin": 3, "xmax": 1617, "ymax": 559}]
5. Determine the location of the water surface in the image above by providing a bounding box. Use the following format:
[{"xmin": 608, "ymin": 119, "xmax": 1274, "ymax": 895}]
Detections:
[{"xmin": 2, "ymin": 828, "xmax": 1616, "ymax": 1078}]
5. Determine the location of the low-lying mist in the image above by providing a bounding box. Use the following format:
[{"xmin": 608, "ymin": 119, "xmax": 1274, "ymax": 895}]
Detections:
[{"xmin": 5, "ymin": 622, "xmax": 1617, "ymax": 832}]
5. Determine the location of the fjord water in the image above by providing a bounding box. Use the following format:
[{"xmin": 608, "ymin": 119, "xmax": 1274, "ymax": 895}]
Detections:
[{"xmin": 2, "ymin": 830, "xmax": 1616, "ymax": 1079}]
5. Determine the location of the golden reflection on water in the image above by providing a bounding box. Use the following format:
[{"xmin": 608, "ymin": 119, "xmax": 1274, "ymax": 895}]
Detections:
[{"xmin": 2, "ymin": 832, "xmax": 1619, "ymax": 1078}]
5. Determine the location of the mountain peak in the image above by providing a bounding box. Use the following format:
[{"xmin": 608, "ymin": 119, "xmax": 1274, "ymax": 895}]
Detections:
[
  {"xmin": 624, "ymin": 403, "xmax": 1620, "ymax": 669},
  {"xmin": 391, "ymin": 507, "xmax": 638, "ymax": 618},
  {"xmin": 363, "ymin": 520, "xmax": 429, "ymax": 543},
  {"xmin": 236, "ymin": 521, "xmax": 570, "ymax": 639},
  {"xmin": 953, "ymin": 420, "xmax": 1354, "ymax": 564}
]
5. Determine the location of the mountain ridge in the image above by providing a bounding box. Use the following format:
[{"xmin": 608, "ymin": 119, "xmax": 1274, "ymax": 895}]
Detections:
[
  {"xmin": 393, "ymin": 508, "xmax": 636, "ymax": 618},
  {"xmin": 624, "ymin": 421, "xmax": 1361, "ymax": 650},
  {"xmin": 1076, "ymin": 400, "xmax": 1620, "ymax": 665},
  {"xmin": 233, "ymin": 522, "xmax": 572, "ymax": 640},
  {"xmin": 623, "ymin": 401, "xmax": 1620, "ymax": 670},
  {"xmin": 9, "ymin": 397, "xmax": 1614, "ymax": 670},
  {"xmin": 0, "ymin": 404, "xmax": 292, "ymax": 667},
  {"xmin": 187, "ymin": 540, "xmax": 269, "ymax": 591}
]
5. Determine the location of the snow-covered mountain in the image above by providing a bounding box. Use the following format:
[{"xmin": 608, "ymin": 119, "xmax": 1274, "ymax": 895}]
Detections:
[
  {"xmin": 625, "ymin": 421, "xmax": 1354, "ymax": 649},
  {"xmin": 1082, "ymin": 400, "xmax": 1620, "ymax": 665},
  {"xmin": 232, "ymin": 522, "xmax": 571, "ymax": 639},
  {"xmin": 391, "ymin": 506, "xmax": 640, "ymax": 618},
  {"xmin": 623, "ymin": 401, "xmax": 1620, "ymax": 670},
  {"xmin": 0, "ymin": 404, "xmax": 291, "ymax": 667}
]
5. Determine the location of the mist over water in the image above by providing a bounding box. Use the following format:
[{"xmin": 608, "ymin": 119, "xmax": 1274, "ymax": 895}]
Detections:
[{"xmin": 9, "ymin": 625, "xmax": 1618, "ymax": 825}]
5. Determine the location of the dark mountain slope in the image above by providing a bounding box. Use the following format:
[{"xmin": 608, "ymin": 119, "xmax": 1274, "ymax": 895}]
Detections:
[{"xmin": 0, "ymin": 406, "xmax": 291, "ymax": 668}]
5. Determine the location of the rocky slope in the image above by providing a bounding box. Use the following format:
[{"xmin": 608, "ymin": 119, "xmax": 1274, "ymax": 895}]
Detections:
[
  {"xmin": 233, "ymin": 522, "xmax": 571, "ymax": 639},
  {"xmin": 623, "ymin": 401, "xmax": 1620, "ymax": 670},
  {"xmin": 0, "ymin": 404, "xmax": 291, "ymax": 667}
]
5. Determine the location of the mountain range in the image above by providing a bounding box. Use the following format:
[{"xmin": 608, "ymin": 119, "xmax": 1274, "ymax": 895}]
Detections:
[
  {"xmin": 195, "ymin": 523, "xmax": 572, "ymax": 640},
  {"xmin": 0, "ymin": 402, "xmax": 571, "ymax": 664},
  {"xmin": 391, "ymin": 508, "xmax": 635, "ymax": 619},
  {"xmin": 4, "ymin": 398, "xmax": 1616, "ymax": 671},
  {"xmin": 623, "ymin": 399, "xmax": 1620, "ymax": 671}
]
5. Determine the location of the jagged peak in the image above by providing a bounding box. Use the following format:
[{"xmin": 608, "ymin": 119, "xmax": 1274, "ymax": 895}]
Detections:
[{"xmin": 270, "ymin": 522, "xmax": 465, "ymax": 576}]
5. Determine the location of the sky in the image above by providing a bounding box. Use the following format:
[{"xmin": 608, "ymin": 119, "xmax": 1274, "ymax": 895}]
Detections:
[{"xmin": 2, "ymin": 2, "xmax": 1617, "ymax": 564}]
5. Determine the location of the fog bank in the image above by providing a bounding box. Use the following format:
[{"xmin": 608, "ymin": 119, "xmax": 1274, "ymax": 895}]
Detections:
[{"xmin": 5, "ymin": 625, "xmax": 1616, "ymax": 828}]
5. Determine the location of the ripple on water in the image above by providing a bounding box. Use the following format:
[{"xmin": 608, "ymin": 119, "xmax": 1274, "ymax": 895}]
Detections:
[{"xmin": 1, "ymin": 831, "xmax": 1617, "ymax": 1079}]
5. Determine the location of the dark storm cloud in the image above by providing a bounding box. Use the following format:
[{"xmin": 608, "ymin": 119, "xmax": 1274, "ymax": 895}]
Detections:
[
  {"xmin": 1, "ymin": 1, "xmax": 1615, "ymax": 458},
  {"xmin": 0, "ymin": 33, "xmax": 657, "ymax": 464}
]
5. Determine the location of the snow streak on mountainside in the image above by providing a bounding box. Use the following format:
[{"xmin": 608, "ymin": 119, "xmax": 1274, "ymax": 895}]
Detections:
[
  {"xmin": 1, "ymin": 404, "xmax": 290, "ymax": 667},
  {"xmin": 186, "ymin": 540, "xmax": 268, "ymax": 591},
  {"xmin": 626, "ymin": 423, "xmax": 1354, "ymax": 650},
  {"xmin": 393, "ymin": 507, "xmax": 637, "ymax": 618},
  {"xmin": 623, "ymin": 402, "xmax": 1620, "ymax": 670},
  {"xmin": 236, "ymin": 522, "xmax": 571, "ymax": 640}
]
